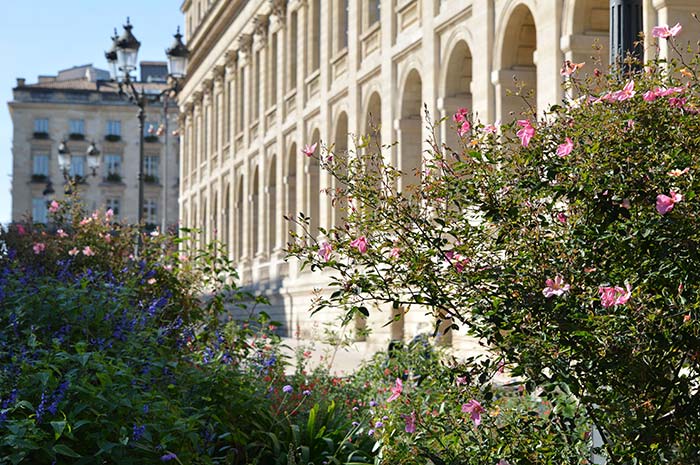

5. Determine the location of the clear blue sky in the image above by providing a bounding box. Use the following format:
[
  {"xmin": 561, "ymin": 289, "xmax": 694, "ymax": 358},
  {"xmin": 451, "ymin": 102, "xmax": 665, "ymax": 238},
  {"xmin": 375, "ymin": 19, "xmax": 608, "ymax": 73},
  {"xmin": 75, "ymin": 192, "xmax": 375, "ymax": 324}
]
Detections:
[{"xmin": 0, "ymin": 1, "xmax": 183, "ymax": 226}]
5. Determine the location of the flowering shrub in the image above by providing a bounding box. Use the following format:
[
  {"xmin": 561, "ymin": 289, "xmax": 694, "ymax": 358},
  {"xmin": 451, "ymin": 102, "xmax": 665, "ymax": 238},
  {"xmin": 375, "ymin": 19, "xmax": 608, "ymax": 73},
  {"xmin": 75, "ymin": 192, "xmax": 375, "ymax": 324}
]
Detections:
[{"xmin": 288, "ymin": 31, "xmax": 700, "ymax": 463}]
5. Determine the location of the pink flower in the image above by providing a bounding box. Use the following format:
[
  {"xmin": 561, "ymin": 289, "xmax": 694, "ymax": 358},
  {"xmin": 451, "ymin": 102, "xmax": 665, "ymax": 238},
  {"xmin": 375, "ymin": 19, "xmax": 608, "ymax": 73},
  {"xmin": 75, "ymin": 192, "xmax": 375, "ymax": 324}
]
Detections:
[
  {"xmin": 318, "ymin": 241, "xmax": 332, "ymax": 262},
  {"xmin": 147, "ymin": 278, "xmax": 157, "ymax": 285},
  {"xmin": 48, "ymin": 201, "xmax": 60, "ymax": 213},
  {"xmin": 79, "ymin": 217, "xmax": 91, "ymax": 226},
  {"xmin": 301, "ymin": 143, "xmax": 317, "ymax": 157},
  {"xmin": 452, "ymin": 107, "xmax": 469, "ymax": 123},
  {"xmin": 403, "ymin": 411, "xmax": 416, "ymax": 433},
  {"xmin": 612, "ymin": 80, "xmax": 635, "ymax": 102},
  {"xmin": 387, "ymin": 378, "xmax": 403, "ymax": 402},
  {"xmin": 668, "ymin": 167, "xmax": 689, "ymax": 177},
  {"xmin": 457, "ymin": 120, "xmax": 471, "ymax": 137},
  {"xmin": 455, "ymin": 376, "xmax": 468, "ymax": 386},
  {"xmin": 643, "ymin": 90, "xmax": 658, "ymax": 102},
  {"xmin": 105, "ymin": 209, "xmax": 114, "ymax": 221},
  {"xmin": 560, "ymin": 60, "xmax": 585, "ymax": 77},
  {"xmin": 445, "ymin": 250, "xmax": 469, "ymax": 273},
  {"xmin": 542, "ymin": 276, "xmax": 571, "ymax": 298},
  {"xmin": 652, "ymin": 22, "xmax": 682, "ymax": 39},
  {"xmin": 483, "ymin": 124, "xmax": 498, "ymax": 134},
  {"xmin": 656, "ymin": 190, "xmax": 682, "ymax": 215},
  {"xmin": 556, "ymin": 212, "xmax": 568, "ymax": 223},
  {"xmin": 556, "ymin": 137, "xmax": 574, "ymax": 157},
  {"xmin": 68, "ymin": 247, "xmax": 79, "ymax": 256},
  {"xmin": 56, "ymin": 229, "xmax": 68, "ymax": 238},
  {"xmin": 33, "ymin": 243, "xmax": 46, "ymax": 255},
  {"xmin": 350, "ymin": 236, "xmax": 368, "ymax": 254},
  {"xmin": 599, "ymin": 283, "xmax": 632, "ymax": 308},
  {"xmin": 104, "ymin": 233, "xmax": 112, "ymax": 243},
  {"xmin": 82, "ymin": 246, "xmax": 95, "ymax": 256},
  {"xmin": 461, "ymin": 399, "xmax": 485, "ymax": 427},
  {"xmin": 17, "ymin": 225, "xmax": 26, "ymax": 235},
  {"xmin": 516, "ymin": 120, "xmax": 535, "ymax": 147},
  {"xmin": 389, "ymin": 247, "xmax": 401, "ymax": 259}
]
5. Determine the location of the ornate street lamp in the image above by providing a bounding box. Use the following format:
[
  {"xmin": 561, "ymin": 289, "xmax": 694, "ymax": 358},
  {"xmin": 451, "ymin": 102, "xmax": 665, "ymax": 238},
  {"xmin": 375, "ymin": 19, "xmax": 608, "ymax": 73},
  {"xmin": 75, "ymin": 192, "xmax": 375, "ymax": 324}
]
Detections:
[
  {"xmin": 57, "ymin": 140, "xmax": 71, "ymax": 178},
  {"xmin": 105, "ymin": 19, "xmax": 188, "ymax": 250},
  {"xmin": 610, "ymin": 0, "xmax": 643, "ymax": 68},
  {"xmin": 86, "ymin": 140, "xmax": 101, "ymax": 176}
]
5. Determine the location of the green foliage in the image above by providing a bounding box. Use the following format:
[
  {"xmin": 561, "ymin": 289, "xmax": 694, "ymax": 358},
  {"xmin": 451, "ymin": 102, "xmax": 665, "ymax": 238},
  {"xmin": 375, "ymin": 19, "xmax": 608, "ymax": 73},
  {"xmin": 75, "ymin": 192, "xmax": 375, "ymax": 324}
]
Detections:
[{"xmin": 288, "ymin": 46, "xmax": 700, "ymax": 462}]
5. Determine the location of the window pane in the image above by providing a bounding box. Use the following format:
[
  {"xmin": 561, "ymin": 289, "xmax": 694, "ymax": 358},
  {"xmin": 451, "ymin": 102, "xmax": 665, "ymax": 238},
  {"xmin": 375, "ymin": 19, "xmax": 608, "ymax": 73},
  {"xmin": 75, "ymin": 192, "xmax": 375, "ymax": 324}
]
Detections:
[
  {"xmin": 107, "ymin": 120, "xmax": 121, "ymax": 136},
  {"xmin": 32, "ymin": 198, "xmax": 48, "ymax": 224},
  {"xmin": 70, "ymin": 156, "xmax": 85, "ymax": 178},
  {"xmin": 34, "ymin": 118, "xmax": 49, "ymax": 133},
  {"xmin": 70, "ymin": 119, "xmax": 85, "ymax": 134},
  {"xmin": 33, "ymin": 154, "xmax": 49, "ymax": 176},
  {"xmin": 106, "ymin": 198, "xmax": 121, "ymax": 218},
  {"xmin": 105, "ymin": 154, "xmax": 122, "ymax": 176}
]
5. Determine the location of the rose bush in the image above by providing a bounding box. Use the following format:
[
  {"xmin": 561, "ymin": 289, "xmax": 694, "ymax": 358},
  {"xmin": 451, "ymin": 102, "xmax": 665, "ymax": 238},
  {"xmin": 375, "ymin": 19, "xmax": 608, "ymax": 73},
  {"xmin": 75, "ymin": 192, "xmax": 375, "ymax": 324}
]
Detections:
[{"xmin": 288, "ymin": 32, "xmax": 700, "ymax": 463}]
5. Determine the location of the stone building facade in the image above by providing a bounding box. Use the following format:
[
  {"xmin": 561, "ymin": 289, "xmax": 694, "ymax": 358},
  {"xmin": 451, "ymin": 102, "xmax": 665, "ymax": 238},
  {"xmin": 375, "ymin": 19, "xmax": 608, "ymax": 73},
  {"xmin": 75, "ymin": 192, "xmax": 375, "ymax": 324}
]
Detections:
[
  {"xmin": 10, "ymin": 64, "xmax": 180, "ymax": 230},
  {"xmin": 178, "ymin": 0, "xmax": 700, "ymax": 345}
]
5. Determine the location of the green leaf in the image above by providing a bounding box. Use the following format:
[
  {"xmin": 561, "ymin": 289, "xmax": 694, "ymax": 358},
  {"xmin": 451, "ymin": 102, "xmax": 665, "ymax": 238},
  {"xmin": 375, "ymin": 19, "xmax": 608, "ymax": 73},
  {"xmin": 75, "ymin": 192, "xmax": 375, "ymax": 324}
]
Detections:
[
  {"xmin": 50, "ymin": 421, "xmax": 66, "ymax": 440},
  {"xmin": 53, "ymin": 444, "xmax": 81, "ymax": 458}
]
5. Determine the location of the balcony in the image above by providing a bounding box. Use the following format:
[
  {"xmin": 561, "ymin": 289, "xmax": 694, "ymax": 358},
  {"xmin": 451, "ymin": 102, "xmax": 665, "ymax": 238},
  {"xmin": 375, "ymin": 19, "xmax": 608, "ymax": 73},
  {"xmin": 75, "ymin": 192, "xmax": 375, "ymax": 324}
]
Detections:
[
  {"xmin": 33, "ymin": 131, "xmax": 50, "ymax": 140},
  {"xmin": 30, "ymin": 173, "xmax": 48, "ymax": 183},
  {"xmin": 144, "ymin": 135, "xmax": 160, "ymax": 143},
  {"xmin": 68, "ymin": 133, "xmax": 85, "ymax": 141},
  {"xmin": 143, "ymin": 174, "xmax": 160, "ymax": 185},
  {"xmin": 104, "ymin": 134, "xmax": 122, "ymax": 142},
  {"xmin": 104, "ymin": 172, "xmax": 123, "ymax": 184}
]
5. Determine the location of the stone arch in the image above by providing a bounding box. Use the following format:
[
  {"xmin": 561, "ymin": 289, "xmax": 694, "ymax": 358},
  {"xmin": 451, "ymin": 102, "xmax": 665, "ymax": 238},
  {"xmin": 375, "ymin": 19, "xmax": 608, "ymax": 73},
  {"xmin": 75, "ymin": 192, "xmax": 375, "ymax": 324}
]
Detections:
[
  {"xmin": 332, "ymin": 111, "xmax": 349, "ymax": 229},
  {"xmin": 286, "ymin": 142, "xmax": 298, "ymax": 225},
  {"xmin": 494, "ymin": 3, "xmax": 538, "ymax": 121},
  {"xmin": 267, "ymin": 154, "xmax": 277, "ymax": 254},
  {"xmin": 398, "ymin": 68, "xmax": 423, "ymax": 191},
  {"xmin": 442, "ymin": 39, "xmax": 473, "ymax": 151},
  {"xmin": 251, "ymin": 165, "xmax": 260, "ymax": 257},
  {"xmin": 235, "ymin": 174, "xmax": 244, "ymax": 262},
  {"xmin": 562, "ymin": 0, "xmax": 609, "ymax": 69},
  {"xmin": 363, "ymin": 91, "xmax": 382, "ymax": 145},
  {"xmin": 306, "ymin": 128, "xmax": 321, "ymax": 236},
  {"xmin": 223, "ymin": 182, "xmax": 231, "ymax": 257}
]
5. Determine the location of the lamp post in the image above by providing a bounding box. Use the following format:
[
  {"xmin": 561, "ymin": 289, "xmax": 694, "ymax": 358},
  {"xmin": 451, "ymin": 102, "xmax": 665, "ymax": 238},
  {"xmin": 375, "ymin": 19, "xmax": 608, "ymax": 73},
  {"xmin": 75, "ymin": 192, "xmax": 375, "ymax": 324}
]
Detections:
[
  {"xmin": 610, "ymin": 0, "xmax": 643, "ymax": 68},
  {"xmin": 105, "ymin": 19, "xmax": 189, "ymax": 234},
  {"xmin": 57, "ymin": 139, "xmax": 102, "ymax": 194}
]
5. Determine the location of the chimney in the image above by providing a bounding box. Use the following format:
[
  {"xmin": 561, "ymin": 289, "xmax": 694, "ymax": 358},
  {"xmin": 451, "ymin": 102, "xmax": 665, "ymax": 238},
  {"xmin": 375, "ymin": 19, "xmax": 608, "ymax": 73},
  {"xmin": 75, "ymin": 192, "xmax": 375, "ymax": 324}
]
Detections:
[{"xmin": 16, "ymin": 78, "xmax": 25, "ymax": 87}]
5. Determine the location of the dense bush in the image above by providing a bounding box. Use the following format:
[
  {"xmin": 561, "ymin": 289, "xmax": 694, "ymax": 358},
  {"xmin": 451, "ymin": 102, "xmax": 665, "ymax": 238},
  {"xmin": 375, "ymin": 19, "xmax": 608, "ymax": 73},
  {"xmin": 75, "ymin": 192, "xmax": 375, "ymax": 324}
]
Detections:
[{"xmin": 288, "ymin": 30, "xmax": 700, "ymax": 463}]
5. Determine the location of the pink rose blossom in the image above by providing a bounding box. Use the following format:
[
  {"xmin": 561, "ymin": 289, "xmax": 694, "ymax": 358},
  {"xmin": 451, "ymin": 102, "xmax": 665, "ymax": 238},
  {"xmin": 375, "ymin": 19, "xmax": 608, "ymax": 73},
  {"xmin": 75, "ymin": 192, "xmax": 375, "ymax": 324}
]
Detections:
[
  {"xmin": 461, "ymin": 399, "xmax": 485, "ymax": 427},
  {"xmin": 560, "ymin": 60, "xmax": 584, "ymax": 77},
  {"xmin": 56, "ymin": 229, "xmax": 68, "ymax": 238},
  {"xmin": 612, "ymin": 80, "xmax": 635, "ymax": 102},
  {"xmin": 403, "ymin": 411, "xmax": 417, "ymax": 433},
  {"xmin": 105, "ymin": 209, "xmax": 114, "ymax": 220},
  {"xmin": 350, "ymin": 236, "xmax": 368, "ymax": 254},
  {"xmin": 457, "ymin": 120, "xmax": 471, "ymax": 137},
  {"xmin": 516, "ymin": 120, "xmax": 535, "ymax": 147},
  {"xmin": 445, "ymin": 250, "xmax": 469, "ymax": 273},
  {"xmin": 82, "ymin": 246, "xmax": 95, "ymax": 256},
  {"xmin": 483, "ymin": 124, "xmax": 498, "ymax": 134},
  {"xmin": 542, "ymin": 276, "xmax": 571, "ymax": 298},
  {"xmin": 68, "ymin": 247, "xmax": 79, "ymax": 256},
  {"xmin": 656, "ymin": 190, "xmax": 682, "ymax": 215},
  {"xmin": 318, "ymin": 241, "xmax": 332, "ymax": 262},
  {"xmin": 389, "ymin": 247, "xmax": 401, "ymax": 259},
  {"xmin": 652, "ymin": 23, "xmax": 682, "ymax": 39},
  {"xmin": 556, "ymin": 137, "xmax": 574, "ymax": 157},
  {"xmin": 48, "ymin": 201, "xmax": 60, "ymax": 213},
  {"xmin": 668, "ymin": 167, "xmax": 689, "ymax": 177},
  {"xmin": 452, "ymin": 107, "xmax": 469, "ymax": 123},
  {"xmin": 599, "ymin": 283, "xmax": 632, "ymax": 308},
  {"xmin": 33, "ymin": 243, "xmax": 46, "ymax": 254},
  {"xmin": 387, "ymin": 378, "xmax": 403, "ymax": 402},
  {"xmin": 301, "ymin": 143, "xmax": 317, "ymax": 157},
  {"xmin": 557, "ymin": 212, "xmax": 568, "ymax": 223}
]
